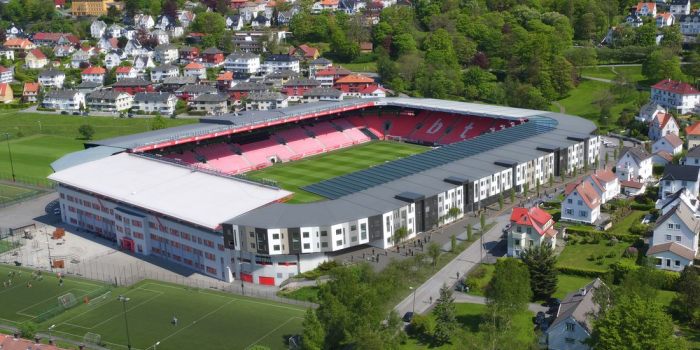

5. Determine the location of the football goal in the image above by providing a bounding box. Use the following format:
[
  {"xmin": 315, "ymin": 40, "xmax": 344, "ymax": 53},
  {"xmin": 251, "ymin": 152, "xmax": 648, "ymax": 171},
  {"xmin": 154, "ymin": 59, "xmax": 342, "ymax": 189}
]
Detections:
[
  {"xmin": 58, "ymin": 293, "xmax": 77, "ymax": 309},
  {"xmin": 83, "ymin": 332, "xmax": 102, "ymax": 346}
]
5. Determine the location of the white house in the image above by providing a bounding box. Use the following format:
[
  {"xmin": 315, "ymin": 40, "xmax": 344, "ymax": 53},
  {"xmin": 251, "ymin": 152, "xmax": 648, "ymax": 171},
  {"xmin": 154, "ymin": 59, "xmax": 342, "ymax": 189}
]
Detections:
[
  {"xmin": 87, "ymin": 90, "xmax": 133, "ymax": 112},
  {"xmin": 104, "ymin": 53, "xmax": 122, "ymax": 70},
  {"xmin": 134, "ymin": 14, "xmax": 155, "ymax": 30},
  {"xmin": 302, "ymin": 87, "xmax": 343, "ymax": 103},
  {"xmin": 132, "ymin": 55, "xmax": 156, "ymax": 73},
  {"xmin": 25, "ymin": 49, "xmax": 48, "ymax": 69},
  {"xmin": 656, "ymin": 12, "xmax": 675, "ymax": 27},
  {"xmin": 151, "ymin": 30, "xmax": 170, "ymax": 45},
  {"xmin": 621, "ymin": 180, "xmax": 647, "ymax": 196},
  {"xmin": 616, "ymin": 147, "xmax": 653, "ymax": 183},
  {"xmin": 150, "ymin": 64, "xmax": 180, "ymax": 83},
  {"xmin": 648, "ymin": 112, "xmax": 679, "ymax": 141},
  {"xmin": 246, "ymin": 91, "xmax": 288, "ymax": 111},
  {"xmin": 507, "ymin": 206, "xmax": 557, "ymax": 257},
  {"xmin": 561, "ymin": 181, "xmax": 602, "ymax": 224},
  {"xmin": 656, "ymin": 187, "xmax": 700, "ymax": 214},
  {"xmin": 81, "ymin": 66, "xmax": 107, "ymax": 84},
  {"xmin": 635, "ymin": 2, "xmax": 657, "ymax": 16},
  {"xmin": 262, "ymin": 54, "xmax": 300, "ymax": 74},
  {"xmin": 360, "ymin": 85, "xmax": 388, "ymax": 98},
  {"xmin": 115, "ymin": 66, "xmax": 138, "ymax": 81},
  {"xmin": 652, "ymin": 134, "xmax": 683, "ymax": 156},
  {"xmin": 226, "ymin": 14, "xmax": 244, "ymax": 30},
  {"xmin": 670, "ymin": 0, "xmax": 691, "ymax": 16},
  {"xmin": 132, "ymin": 92, "xmax": 177, "ymax": 115},
  {"xmin": 312, "ymin": 0, "xmax": 339, "ymax": 13},
  {"xmin": 107, "ymin": 24, "xmax": 124, "ymax": 38},
  {"xmin": 648, "ymin": 201, "xmax": 700, "ymax": 271},
  {"xmin": 41, "ymin": 90, "xmax": 85, "ymax": 111},
  {"xmin": 124, "ymin": 39, "xmax": 146, "ymax": 57},
  {"xmin": 90, "ymin": 20, "xmax": 107, "ymax": 39},
  {"xmin": 224, "ymin": 53, "xmax": 260, "ymax": 74},
  {"xmin": 626, "ymin": 13, "xmax": 644, "ymax": 28},
  {"xmin": 178, "ymin": 10, "xmax": 196, "ymax": 27},
  {"xmin": 659, "ymin": 164, "xmax": 700, "ymax": 200},
  {"xmin": 184, "ymin": 62, "xmax": 206, "ymax": 80},
  {"xmin": 70, "ymin": 50, "xmax": 92, "ymax": 69},
  {"xmin": 0, "ymin": 47, "xmax": 14, "ymax": 61},
  {"xmin": 650, "ymin": 79, "xmax": 700, "ymax": 114},
  {"xmin": 154, "ymin": 44, "xmax": 179, "ymax": 64},
  {"xmin": 0, "ymin": 66, "xmax": 13, "ymax": 84},
  {"xmin": 38, "ymin": 69, "xmax": 66, "ymax": 88},
  {"xmin": 546, "ymin": 279, "xmax": 603, "ymax": 350},
  {"xmin": 587, "ymin": 169, "xmax": 620, "ymax": 204},
  {"xmin": 684, "ymin": 146, "xmax": 700, "ymax": 167}
]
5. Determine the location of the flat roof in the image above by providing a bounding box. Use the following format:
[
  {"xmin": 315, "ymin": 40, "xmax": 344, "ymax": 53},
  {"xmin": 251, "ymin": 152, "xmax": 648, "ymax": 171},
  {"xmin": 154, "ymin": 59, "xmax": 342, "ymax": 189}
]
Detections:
[{"xmin": 49, "ymin": 153, "xmax": 291, "ymax": 229}]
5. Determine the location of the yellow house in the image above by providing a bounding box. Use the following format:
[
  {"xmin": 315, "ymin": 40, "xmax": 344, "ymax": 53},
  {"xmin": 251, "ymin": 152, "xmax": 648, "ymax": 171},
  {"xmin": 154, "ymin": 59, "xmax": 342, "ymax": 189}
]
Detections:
[
  {"xmin": 0, "ymin": 83, "xmax": 13, "ymax": 104},
  {"xmin": 71, "ymin": 0, "xmax": 118, "ymax": 17}
]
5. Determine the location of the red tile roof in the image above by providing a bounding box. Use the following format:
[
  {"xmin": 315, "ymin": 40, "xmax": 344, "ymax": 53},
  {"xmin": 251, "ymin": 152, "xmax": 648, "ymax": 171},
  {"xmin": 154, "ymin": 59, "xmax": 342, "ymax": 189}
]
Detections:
[
  {"xmin": 566, "ymin": 181, "xmax": 601, "ymax": 209},
  {"xmin": 28, "ymin": 48, "xmax": 46, "ymax": 60},
  {"xmin": 621, "ymin": 180, "xmax": 644, "ymax": 189},
  {"xmin": 216, "ymin": 71, "xmax": 233, "ymax": 81},
  {"xmin": 3, "ymin": 38, "xmax": 33, "ymax": 49},
  {"xmin": 315, "ymin": 67, "xmax": 351, "ymax": 77},
  {"xmin": 82, "ymin": 66, "xmax": 106, "ymax": 75},
  {"xmin": 23, "ymin": 82, "xmax": 39, "ymax": 93},
  {"xmin": 510, "ymin": 206, "xmax": 556, "ymax": 237},
  {"xmin": 116, "ymin": 66, "xmax": 134, "ymax": 74},
  {"xmin": 34, "ymin": 32, "xmax": 79, "ymax": 45},
  {"xmin": 636, "ymin": 2, "xmax": 656, "ymax": 12},
  {"xmin": 651, "ymin": 112, "xmax": 677, "ymax": 130},
  {"xmin": 663, "ymin": 133, "xmax": 683, "ymax": 148},
  {"xmin": 0, "ymin": 334, "xmax": 68, "ymax": 350},
  {"xmin": 0, "ymin": 66, "xmax": 8, "ymax": 73},
  {"xmin": 593, "ymin": 169, "xmax": 616, "ymax": 183},
  {"xmin": 647, "ymin": 242, "xmax": 696, "ymax": 260},
  {"xmin": 360, "ymin": 85, "xmax": 386, "ymax": 94},
  {"xmin": 687, "ymin": 121, "xmax": 700, "ymax": 136},
  {"xmin": 652, "ymin": 79, "xmax": 699, "ymax": 95},
  {"xmin": 335, "ymin": 74, "xmax": 374, "ymax": 84},
  {"xmin": 655, "ymin": 150, "xmax": 673, "ymax": 162},
  {"xmin": 185, "ymin": 62, "xmax": 204, "ymax": 69},
  {"xmin": 0, "ymin": 83, "xmax": 11, "ymax": 97}
]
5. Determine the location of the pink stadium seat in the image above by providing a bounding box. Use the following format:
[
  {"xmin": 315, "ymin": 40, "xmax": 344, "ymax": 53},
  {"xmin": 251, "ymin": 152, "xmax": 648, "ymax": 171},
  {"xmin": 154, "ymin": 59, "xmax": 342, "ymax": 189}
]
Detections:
[
  {"xmin": 276, "ymin": 128, "xmax": 325, "ymax": 156},
  {"xmin": 362, "ymin": 114, "xmax": 385, "ymax": 137},
  {"xmin": 240, "ymin": 139, "xmax": 297, "ymax": 167},
  {"xmin": 305, "ymin": 122, "xmax": 351, "ymax": 150},
  {"xmin": 333, "ymin": 119, "xmax": 370, "ymax": 143}
]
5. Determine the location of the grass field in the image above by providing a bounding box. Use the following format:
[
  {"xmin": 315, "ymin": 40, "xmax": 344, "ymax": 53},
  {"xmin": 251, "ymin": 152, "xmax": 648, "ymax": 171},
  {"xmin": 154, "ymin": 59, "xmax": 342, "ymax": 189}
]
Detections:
[
  {"xmin": 0, "ymin": 112, "xmax": 194, "ymax": 180},
  {"xmin": 549, "ymin": 80, "xmax": 636, "ymax": 130},
  {"xmin": 557, "ymin": 239, "xmax": 634, "ymax": 272},
  {"xmin": 581, "ymin": 66, "xmax": 644, "ymax": 82},
  {"xmin": 340, "ymin": 62, "xmax": 378, "ymax": 73},
  {"xmin": 0, "ymin": 182, "xmax": 40, "ymax": 204},
  {"xmin": 0, "ymin": 265, "xmax": 304, "ymax": 350},
  {"xmin": 245, "ymin": 141, "xmax": 430, "ymax": 203}
]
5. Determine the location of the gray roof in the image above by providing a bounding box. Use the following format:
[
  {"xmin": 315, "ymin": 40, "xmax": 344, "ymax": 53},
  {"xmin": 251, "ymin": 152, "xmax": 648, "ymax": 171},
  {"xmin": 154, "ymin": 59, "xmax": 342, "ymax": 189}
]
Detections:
[
  {"xmin": 133, "ymin": 92, "xmax": 174, "ymax": 102},
  {"xmin": 229, "ymin": 81, "xmax": 268, "ymax": 92},
  {"xmin": 155, "ymin": 44, "xmax": 177, "ymax": 51},
  {"xmin": 77, "ymin": 81, "xmax": 103, "ymax": 89},
  {"xmin": 283, "ymin": 78, "xmax": 321, "ymax": 87},
  {"xmin": 248, "ymin": 91, "xmax": 286, "ymax": 101},
  {"xmin": 226, "ymin": 52, "xmax": 258, "ymax": 60},
  {"xmin": 622, "ymin": 146, "xmax": 651, "ymax": 162},
  {"xmin": 87, "ymin": 90, "xmax": 126, "ymax": 100},
  {"xmin": 176, "ymin": 84, "xmax": 217, "ymax": 94},
  {"xmin": 162, "ymin": 76, "xmax": 197, "ymax": 85},
  {"xmin": 152, "ymin": 64, "xmax": 179, "ymax": 73},
  {"xmin": 310, "ymin": 57, "xmax": 332, "ymax": 65},
  {"xmin": 265, "ymin": 54, "xmax": 298, "ymax": 62},
  {"xmin": 655, "ymin": 201, "xmax": 700, "ymax": 232},
  {"xmin": 688, "ymin": 145, "xmax": 700, "ymax": 158},
  {"xmin": 51, "ymin": 146, "xmax": 125, "ymax": 171},
  {"xmin": 202, "ymin": 47, "xmax": 223, "ymax": 54},
  {"xmin": 662, "ymin": 164, "xmax": 700, "ymax": 182},
  {"xmin": 39, "ymin": 69, "xmax": 65, "ymax": 78},
  {"xmin": 303, "ymin": 87, "xmax": 342, "ymax": 98},
  {"xmin": 549, "ymin": 278, "xmax": 603, "ymax": 333},
  {"xmin": 113, "ymin": 78, "xmax": 151, "ymax": 87},
  {"xmin": 193, "ymin": 93, "xmax": 228, "ymax": 102},
  {"xmin": 45, "ymin": 89, "xmax": 80, "ymax": 99},
  {"xmin": 266, "ymin": 70, "xmax": 299, "ymax": 79}
]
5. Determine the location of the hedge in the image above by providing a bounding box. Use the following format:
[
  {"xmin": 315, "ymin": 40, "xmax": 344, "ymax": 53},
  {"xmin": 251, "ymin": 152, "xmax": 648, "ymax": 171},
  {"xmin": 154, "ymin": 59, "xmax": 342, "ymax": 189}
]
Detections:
[
  {"xmin": 631, "ymin": 203, "xmax": 654, "ymax": 211},
  {"xmin": 565, "ymin": 227, "xmax": 641, "ymax": 243},
  {"xmin": 557, "ymin": 266, "xmax": 607, "ymax": 278}
]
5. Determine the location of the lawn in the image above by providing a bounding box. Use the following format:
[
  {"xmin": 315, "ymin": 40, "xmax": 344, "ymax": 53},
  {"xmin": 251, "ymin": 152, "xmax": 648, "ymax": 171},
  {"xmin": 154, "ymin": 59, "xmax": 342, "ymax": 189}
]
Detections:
[
  {"xmin": 401, "ymin": 303, "xmax": 534, "ymax": 349},
  {"xmin": 245, "ymin": 141, "xmax": 429, "ymax": 203},
  {"xmin": 340, "ymin": 61, "xmax": 377, "ymax": 73},
  {"xmin": 0, "ymin": 264, "xmax": 305, "ymax": 350},
  {"xmin": 580, "ymin": 65, "xmax": 644, "ymax": 82},
  {"xmin": 608, "ymin": 210, "xmax": 646, "ymax": 235},
  {"xmin": 0, "ymin": 112, "xmax": 194, "ymax": 180},
  {"xmin": 0, "ymin": 182, "xmax": 40, "ymax": 204},
  {"xmin": 557, "ymin": 239, "xmax": 634, "ymax": 272},
  {"xmin": 550, "ymin": 80, "xmax": 637, "ymax": 130}
]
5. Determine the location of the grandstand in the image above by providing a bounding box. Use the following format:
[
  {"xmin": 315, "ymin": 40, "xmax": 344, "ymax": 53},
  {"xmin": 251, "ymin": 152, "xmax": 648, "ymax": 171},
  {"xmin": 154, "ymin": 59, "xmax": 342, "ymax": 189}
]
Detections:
[{"xmin": 49, "ymin": 98, "xmax": 599, "ymax": 286}]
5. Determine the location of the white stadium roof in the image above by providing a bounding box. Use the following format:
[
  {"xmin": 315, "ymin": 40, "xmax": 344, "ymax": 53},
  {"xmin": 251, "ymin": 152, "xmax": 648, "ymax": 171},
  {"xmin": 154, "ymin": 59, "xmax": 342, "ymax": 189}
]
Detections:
[{"xmin": 48, "ymin": 153, "xmax": 291, "ymax": 229}]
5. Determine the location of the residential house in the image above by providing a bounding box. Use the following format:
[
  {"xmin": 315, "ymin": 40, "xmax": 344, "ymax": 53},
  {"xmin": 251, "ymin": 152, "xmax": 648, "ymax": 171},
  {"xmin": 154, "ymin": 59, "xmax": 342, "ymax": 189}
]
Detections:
[
  {"xmin": 161, "ymin": 76, "xmax": 196, "ymax": 92},
  {"xmin": 202, "ymin": 47, "xmax": 225, "ymax": 68},
  {"xmin": 626, "ymin": 12, "xmax": 644, "ymax": 28},
  {"xmin": 229, "ymin": 0, "xmax": 247, "ymax": 10},
  {"xmin": 228, "ymin": 81, "xmax": 268, "ymax": 101},
  {"xmin": 670, "ymin": 0, "xmax": 691, "ymax": 16},
  {"xmin": 115, "ymin": 66, "xmax": 138, "ymax": 81},
  {"xmin": 224, "ymin": 52, "xmax": 260, "ymax": 74},
  {"xmin": 0, "ymin": 83, "xmax": 13, "ymax": 104},
  {"xmin": 226, "ymin": 14, "xmax": 244, "ymax": 30},
  {"xmin": 25, "ymin": 49, "xmax": 48, "ymax": 69},
  {"xmin": 113, "ymin": 78, "xmax": 154, "ymax": 95},
  {"xmin": 232, "ymin": 35, "xmax": 264, "ymax": 53},
  {"xmin": 264, "ymin": 70, "xmax": 299, "ymax": 88},
  {"xmin": 656, "ymin": 12, "xmax": 675, "ymax": 27},
  {"xmin": 637, "ymin": 102, "xmax": 665, "ymax": 122},
  {"xmin": 251, "ymin": 14, "xmax": 271, "ymax": 28},
  {"xmin": 334, "ymin": 74, "xmax": 377, "ymax": 97},
  {"xmin": 4, "ymin": 24, "xmax": 23, "ymax": 39},
  {"xmin": 190, "ymin": 93, "xmax": 229, "ymax": 115},
  {"xmin": 648, "ymin": 112, "xmax": 679, "ymax": 141},
  {"xmin": 687, "ymin": 121, "xmax": 700, "ymax": 149},
  {"xmin": 151, "ymin": 29, "xmax": 170, "ymax": 45},
  {"xmin": 660, "ymin": 164, "xmax": 700, "ymax": 200},
  {"xmin": 360, "ymin": 85, "xmax": 388, "ymax": 98},
  {"xmin": 90, "ymin": 20, "xmax": 107, "ymax": 39},
  {"xmin": 176, "ymin": 84, "xmax": 218, "ymax": 102},
  {"xmin": 0, "ymin": 66, "xmax": 13, "ymax": 83},
  {"xmin": 104, "ymin": 52, "xmax": 122, "ymax": 70},
  {"xmin": 22, "ymin": 82, "xmax": 39, "ymax": 103},
  {"xmin": 178, "ymin": 10, "xmax": 196, "ymax": 27},
  {"xmin": 32, "ymin": 32, "xmax": 79, "ymax": 47},
  {"xmin": 308, "ymin": 57, "xmax": 333, "ymax": 78},
  {"xmin": 652, "ymin": 133, "xmax": 684, "ymax": 156},
  {"xmin": 339, "ymin": 0, "xmax": 365, "ymax": 14},
  {"xmin": 246, "ymin": 91, "xmax": 288, "ymax": 110},
  {"xmin": 545, "ymin": 279, "xmax": 603, "ymax": 350},
  {"xmin": 41, "ymin": 89, "xmax": 85, "ymax": 111},
  {"xmin": 312, "ymin": 0, "xmax": 339, "ymax": 13},
  {"xmin": 154, "ymin": 15, "xmax": 174, "ymax": 30},
  {"xmin": 262, "ymin": 54, "xmax": 300, "ymax": 74},
  {"xmin": 0, "ymin": 46, "xmax": 14, "ymax": 61},
  {"xmin": 239, "ymin": 2, "xmax": 266, "ymax": 22},
  {"xmin": 87, "ymin": 90, "xmax": 133, "ymax": 112},
  {"xmin": 150, "ymin": 64, "xmax": 180, "ymax": 83},
  {"xmin": 71, "ymin": 0, "xmax": 115, "ymax": 16},
  {"xmin": 123, "ymin": 39, "xmax": 146, "ymax": 57},
  {"xmin": 648, "ymin": 201, "xmax": 700, "ymax": 271},
  {"xmin": 656, "ymin": 187, "xmax": 699, "ymax": 214},
  {"xmin": 561, "ymin": 181, "xmax": 602, "ymax": 224},
  {"xmin": 70, "ymin": 50, "xmax": 93, "ymax": 69},
  {"xmin": 178, "ymin": 46, "xmax": 200, "ymax": 63},
  {"xmin": 134, "ymin": 14, "xmax": 155, "ymax": 30},
  {"xmin": 651, "ymin": 79, "xmax": 700, "ymax": 114},
  {"xmin": 314, "ymin": 66, "xmax": 351, "ymax": 87},
  {"xmin": 106, "ymin": 24, "xmax": 124, "ymax": 38},
  {"xmin": 3, "ymin": 38, "xmax": 35, "ymax": 51},
  {"xmin": 186, "ymin": 32, "xmax": 205, "ymax": 45},
  {"xmin": 507, "ymin": 206, "xmax": 557, "ymax": 257},
  {"xmin": 81, "ymin": 66, "xmax": 107, "ymax": 84},
  {"xmin": 635, "ymin": 2, "xmax": 657, "ymax": 16},
  {"xmin": 277, "ymin": 10, "xmax": 295, "ymax": 26},
  {"xmin": 76, "ymin": 81, "xmax": 102, "ymax": 94},
  {"xmin": 685, "ymin": 146, "xmax": 700, "ymax": 167},
  {"xmin": 154, "ymin": 44, "xmax": 179, "ymax": 64},
  {"xmin": 184, "ymin": 62, "xmax": 206, "ymax": 80},
  {"xmin": 616, "ymin": 146, "xmax": 653, "ymax": 183},
  {"xmin": 282, "ymin": 78, "xmax": 321, "ymax": 101},
  {"xmin": 303, "ymin": 87, "xmax": 343, "ymax": 103},
  {"xmin": 53, "ymin": 45, "xmax": 76, "ymax": 58},
  {"xmin": 289, "ymin": 44, "xmax": 320, "ymax": 61},
  {"xmin": 359, "ymin": 42, "xmax": 373, "ymax": 54},
  {"xmin": 132, "ymin": 55, "xmax": 156, "ymax": 73},
  {"xmin": 38, "ymin": 69, "xmax": 66, "ymax": 88},
  {"xmin": 652, "ymin": 151, "xmax": 675, "ymax": 166},
  {"xmin": 216, "ymin": 71, "xmax": 235, "ymax": 91},
  {"xmin": 588, "ymin": 169, "xmax": 620, "ymax": 204},
  {"xmin": 132, "ymin": 92, "xmax": 177, "ymax": 115}
]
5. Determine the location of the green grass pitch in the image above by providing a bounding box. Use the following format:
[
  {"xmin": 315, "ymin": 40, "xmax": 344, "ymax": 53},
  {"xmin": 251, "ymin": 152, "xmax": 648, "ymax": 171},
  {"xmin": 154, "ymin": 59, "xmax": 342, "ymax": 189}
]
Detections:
[
  {"xmin": 0, "ymin": 265, "xmax": 304, "ymax": 350},
  {"xmin": 245, "ymin": 141, "xmax": 431, "ymax": 203},
  {"xmin": 0, "ymin": 182, "xmax": 40, "ymax": 204}
]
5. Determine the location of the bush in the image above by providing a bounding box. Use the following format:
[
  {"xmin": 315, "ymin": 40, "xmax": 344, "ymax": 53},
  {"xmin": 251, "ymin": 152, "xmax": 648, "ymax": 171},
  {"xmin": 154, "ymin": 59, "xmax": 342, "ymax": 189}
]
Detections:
[
  {"xmin": 557, "ymin": 266, "xmax": 605, "ymax": 277},
  {"xmin": 623, "ymin": 246, "xmax": 638, "ymax": 258},
  {"xmin": 469, "ymin": 265, "xmax": 487, "ymax": 279},
  {"xmin": 36, "ymin": 106, "xmax": 55, "ymax": 112},
  {"xmin": 19, "ymin": 321, "xmax": 37, "ymax": 339},
  {"xmin": 409, "ymin": 314, "xmax": 435, "ymax": 338},
  {"xmin": 631, "ymin": 203, "xmax": 654, "ymax": 211}
]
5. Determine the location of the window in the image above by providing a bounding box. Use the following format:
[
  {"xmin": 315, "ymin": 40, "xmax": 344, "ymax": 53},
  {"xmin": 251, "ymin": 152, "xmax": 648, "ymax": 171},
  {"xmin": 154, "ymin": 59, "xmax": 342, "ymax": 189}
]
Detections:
[
  {"xmin": 676, "ymin": 236, "xmax": 682, "ymax": 242},
  {"xmin": 577, "ymin": 200, "xmax": 583, "ymax": 205},
  {"xmin": 526, "ymin": 228, "xmax": 531, "ymax": 234},
  {"xmin": 579, "ymin": 211, "xmax": 587, "ymax": 217},
  {"xmin": 675, "ymin": 260, "xmax": 681, "ymax": 267},
  {"xmin": 273, "ymin": 245, "xmax": 280, "ymax": 251},
  {"xmin": 565, "ymin": 323, "xmax": 575, "ymax": 332},
  {"xmin": 272, "ymin": 233, "xmax": 279, "ymax": 240},
  {"xmin": 350, "ymin": 225, "xmax": 356, "ymax": 231},
  {"xmin": 336, "ymin": 240, "xmax": 343, "ymax": 246},
  {"xmin": 565, "ymin": 338, "xmax": 575, "ymax": 344},
  {"xmin": 675, "ymin": 224, "xmax": 681, "ymax": 229},
  {"xmin": 321, "ymin": 230, "xmax": 327, "ymax": 237},
  {"xmin": 303, "ymin": 243, "xmax": 310, "ymax": 249},
  {"xmin": 336, "ymin": 229, "xmax": 342, "ymax": 235},
  {"xmin": 250, "ymin": 243, "xmax": 255, "ymax": 249},
  {"xmin": 321, "ymin": 242, "xmax": 328, "ymax": 248},
  {"xmin": 668, "ymin": 223, "xmax": 674, "ymax": 229},
  {"xmin": 302, "ymin": 232, "xmax": 309, "ymax": 238},
  {"xmin": 565, "ymin": 208, "xmax": 573, "ymax": 215},
  {"xmin": 516, "ymin": 226, "xmax": 522, "ymax": 233},
  {"xmin": 666, "ymin": 259, "xmax": 671, "ymax": 267},
  {"xmin": 514, "ymin": 239, "xmax": 520, "ymax": 246},
  {"xmin": 666, "ymin": 234, "xmax": 672, "ymax": 241}
]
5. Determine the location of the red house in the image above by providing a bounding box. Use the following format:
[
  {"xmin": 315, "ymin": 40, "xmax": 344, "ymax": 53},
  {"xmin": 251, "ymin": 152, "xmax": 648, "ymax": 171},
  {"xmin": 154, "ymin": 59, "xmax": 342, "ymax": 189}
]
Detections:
[
  {"xmin": 202, "ymin": 47, "xmax": 224, "ymax": 67},
  {"xmin": 228, "ymin": 82, "xmax": 267, "ymax": 101},
  {"xmin": 217, "ymin": 71, "xmax": 234, "ymax": 90},
  {"xmin": 179, "ymin": 46, "xmax": 200, "ymax": 63},
  {"xmin": 334, "ymin": 74, "xmax": 377, "ymax": 96},
  {"xmin": 113, "ymin": 78, "xmax": 154, "ymax": 95},
  {"xmin": 282, "ymin": 78, "xmax": 320, "ymax": 101}
]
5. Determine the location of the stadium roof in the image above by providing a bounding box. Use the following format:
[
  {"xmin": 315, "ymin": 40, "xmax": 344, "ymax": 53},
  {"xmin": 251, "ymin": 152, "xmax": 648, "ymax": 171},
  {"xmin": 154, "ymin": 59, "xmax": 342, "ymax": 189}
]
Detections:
[{"xmin": 48, "ymin": 153, "xmax": 291, "ymax": 230}]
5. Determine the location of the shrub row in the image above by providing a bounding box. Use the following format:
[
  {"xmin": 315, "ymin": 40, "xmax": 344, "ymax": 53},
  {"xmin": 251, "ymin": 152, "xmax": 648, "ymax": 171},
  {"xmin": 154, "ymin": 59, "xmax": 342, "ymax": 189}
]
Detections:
[
  {"xmin": 631, "ymin": 203, "xmax": 654, "ymax": 211},
  {"xmin": 557, "ymin": 266, "xmax": 606, "ymax": 278},
  {"xmin": 565, "ymin": 227, "xmax": 640, "ymax": 243}
]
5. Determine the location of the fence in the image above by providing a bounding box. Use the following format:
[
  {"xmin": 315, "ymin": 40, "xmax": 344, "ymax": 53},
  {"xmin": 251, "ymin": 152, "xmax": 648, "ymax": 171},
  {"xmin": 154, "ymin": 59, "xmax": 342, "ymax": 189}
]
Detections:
[{"xmin": 0, "ymin": 172, "xmax": 55, "ymax": 189}]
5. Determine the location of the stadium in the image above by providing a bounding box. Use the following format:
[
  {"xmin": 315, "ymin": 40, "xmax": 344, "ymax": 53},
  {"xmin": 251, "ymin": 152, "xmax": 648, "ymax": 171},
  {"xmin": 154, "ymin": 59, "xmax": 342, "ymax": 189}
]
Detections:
[{"xmin": 48, "ymin": 98, "xmax": 599, "ymax": 286}]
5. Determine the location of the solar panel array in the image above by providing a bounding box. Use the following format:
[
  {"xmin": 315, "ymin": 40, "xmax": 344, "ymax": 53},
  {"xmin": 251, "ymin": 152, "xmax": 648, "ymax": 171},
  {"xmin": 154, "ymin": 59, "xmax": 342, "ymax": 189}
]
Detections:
[{"xmin": 302, "ymin": 117, "xmax": 557, "ymax": 199}]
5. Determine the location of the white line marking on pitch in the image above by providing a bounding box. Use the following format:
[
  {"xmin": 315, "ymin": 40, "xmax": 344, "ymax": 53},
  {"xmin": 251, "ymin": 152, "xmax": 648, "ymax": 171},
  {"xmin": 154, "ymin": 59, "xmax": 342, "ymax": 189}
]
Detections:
[{"xmin": 244, "ymin": 316, "xmax": 303, "ymax": 350}]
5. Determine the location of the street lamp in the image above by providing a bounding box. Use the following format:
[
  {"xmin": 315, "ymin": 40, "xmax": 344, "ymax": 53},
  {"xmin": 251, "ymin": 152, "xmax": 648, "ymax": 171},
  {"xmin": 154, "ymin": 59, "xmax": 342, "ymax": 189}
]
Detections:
[
  {"xmin": 3, "ymin": 133, "xmax": 15, "ymax": 182},
  {"xmin": 117, "ymin": 295, "xmax": 132, "ymax": 350},
  {"xmin": 409, "ymin": 286, "xmax": 416, "ymax": 314},
  {"xmin": 153, "ymin": 341, "xmax": 160, "ymax": 350}
]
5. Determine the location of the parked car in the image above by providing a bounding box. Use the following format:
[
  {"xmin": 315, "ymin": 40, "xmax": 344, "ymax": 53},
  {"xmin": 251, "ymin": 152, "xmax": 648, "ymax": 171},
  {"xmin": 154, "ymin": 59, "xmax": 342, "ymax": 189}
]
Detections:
[
  {"xmin": 402, "ymin": 311, "xmax": 414, "ymax": 323},
  {"xmin": 535, "ymin": 311, "xmax": 546, "ymax": 325}
]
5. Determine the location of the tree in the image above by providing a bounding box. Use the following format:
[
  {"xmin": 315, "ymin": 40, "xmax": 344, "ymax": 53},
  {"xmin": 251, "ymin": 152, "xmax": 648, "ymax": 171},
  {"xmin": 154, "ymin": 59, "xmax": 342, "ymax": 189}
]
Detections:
[
  {"xmin": 466, "ymin": 224, "xmax": 473, "ymax": 241},
  {"xmin": 498, "ymin": 193, "xmax": 504, "ymax": 210},
  {"xmin": 590, "ymin": 294, "xmax": 686, "ymax": 350},
  {"xmin": 432, "ymin": 284, "xmax": 457, "ymax": 346},
  {"xmin": 548, "ymin": 174, "xmax": 554, "ymax": 187},
  {"xmin": 670, "ymin": 266, "xmax": 700, "ymax": 326},
  {"xmin": 510, "ymin": 188, "xmax": 515, "ymax": 203},
  {"xmin": 19, "ymin": 321, "xmax": 37, "ymax": 339},
  {"xmin": 523, "ymin": 182, "xmax": 529, "ymax": 196},
  {"xmin": 450, "ymin": 234, "xmax": 456, "ymax": 253},
  {"xmin": 536, "ymin": 179, "xmax": 541, "ymax": 196},
  {"xmin": 479, "ymin": 213, "xmax": 486, "ymax": 232},
  {"xmin": 301, "ymin": 309, "xmax": 324, "ymax": 350},
  {"xmin": 520, "ymin": 243, "xmax": 558, "ymax": 300},
  {"xmin": 642, "ymin": 49, "xmax": 684, "ymax": 82},
  {"xmin": 394, "ymin": 226, "xmax": 408, "ymax": 245},
  {"xmin": 428, "ymin": 242, "xmax": 441, "ymax": 268},
  {"xmin": 78, "ymin": 124, "xmax": 95, "ymax": 140},
  {"xmin": 485, "ymin": 258, "xmax": 532, "ymax": 315}
]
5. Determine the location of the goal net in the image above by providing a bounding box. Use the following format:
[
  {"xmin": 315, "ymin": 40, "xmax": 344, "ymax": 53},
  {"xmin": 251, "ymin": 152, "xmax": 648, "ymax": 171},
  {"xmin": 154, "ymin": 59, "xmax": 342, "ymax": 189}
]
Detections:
[
  {"xmin": 58, "ymin": 293, "xmax": 77, "ymax": 309},
  {"xmin": 87, "ymin": 290, "xmax": 112, "ymax": 307},
  {"xmin": 83, "ymin": 332, "xmax": 102, "ymax": 346}
]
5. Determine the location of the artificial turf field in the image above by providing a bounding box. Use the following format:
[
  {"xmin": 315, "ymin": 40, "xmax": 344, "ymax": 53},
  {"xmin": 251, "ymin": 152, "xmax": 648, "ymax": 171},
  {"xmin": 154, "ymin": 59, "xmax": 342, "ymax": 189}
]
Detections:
[
  {"xmin": 0, "ymin": 265, "xmax": 304, "ymax": 350},
  {"xmin": 0, "ymin": 182, "xmax": 40, "ymax": 204},
  {"xmin": 245, "ymin": 140, "xmax": 430, "ymax": 203}
]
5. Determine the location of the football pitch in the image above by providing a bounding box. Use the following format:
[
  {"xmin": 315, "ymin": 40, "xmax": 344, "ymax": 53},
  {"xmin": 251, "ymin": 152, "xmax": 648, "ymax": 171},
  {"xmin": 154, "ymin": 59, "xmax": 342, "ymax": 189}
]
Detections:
[
  {"xmin": 0, "ymin": 182, "xmax": 40, "ymax": 204},
  {"xmin": 245, "ymin": 141, "xmax": 430, "ymax": 203},
  {"xmin": 0, "ymin": 265, "xmax": 304, "ymax": 350}
]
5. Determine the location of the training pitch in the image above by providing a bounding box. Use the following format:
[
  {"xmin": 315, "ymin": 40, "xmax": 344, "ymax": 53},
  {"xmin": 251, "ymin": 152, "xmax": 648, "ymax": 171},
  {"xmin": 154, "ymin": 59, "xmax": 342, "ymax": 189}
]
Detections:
[
  {"xmin": 0, "ymin": 265, "xmax": 304, "ymax": 350},
  {"xmin": 245, "ymin": 140, "xmax": 430, "ymax": 203},
  {"xmin": 0, "ymin": 182, "xmax": 40, "ymax": 205}
]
